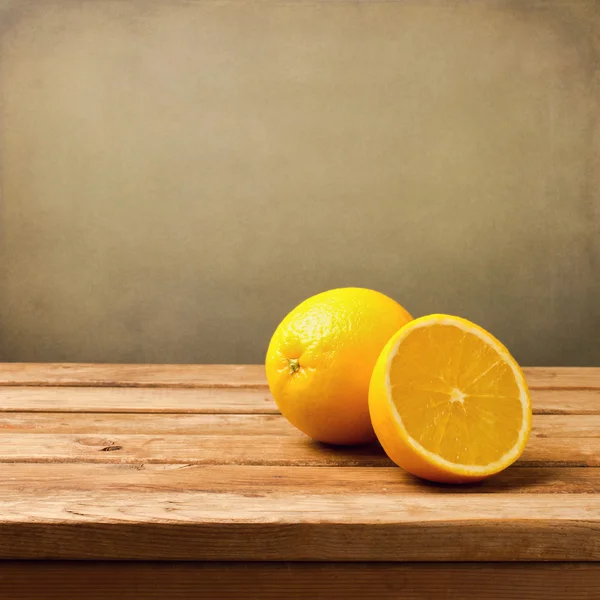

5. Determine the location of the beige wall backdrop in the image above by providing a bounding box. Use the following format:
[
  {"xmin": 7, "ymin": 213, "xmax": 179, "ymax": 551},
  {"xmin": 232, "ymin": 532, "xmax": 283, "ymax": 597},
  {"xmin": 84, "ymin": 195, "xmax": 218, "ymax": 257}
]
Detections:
[{"xmin": 0, "ymin": 0, "xmax": 598, "ymax": 365}]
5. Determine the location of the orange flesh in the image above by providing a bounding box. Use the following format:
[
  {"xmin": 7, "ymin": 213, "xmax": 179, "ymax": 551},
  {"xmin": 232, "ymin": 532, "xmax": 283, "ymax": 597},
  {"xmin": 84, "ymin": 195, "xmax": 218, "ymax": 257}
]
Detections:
[{"xmin": 389, "ymin": 325, "xmax": 523, "ymax": 466}]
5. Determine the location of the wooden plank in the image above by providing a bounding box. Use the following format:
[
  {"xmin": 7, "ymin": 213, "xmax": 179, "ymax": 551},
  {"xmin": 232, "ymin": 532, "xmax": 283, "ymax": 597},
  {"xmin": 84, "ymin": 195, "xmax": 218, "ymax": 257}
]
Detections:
[
  {"xmin": 533, "ymin": 415, "xmax": 600, "ymax": 438},
  {"xmin": 1, "ymin": 412, "xmax": 597, "ymax": 438},
  {"xmin": 0, "ymin": 413, "xmax": 296, "ymax": 435},
  {"xmin": 0, "ymin": 492, "xmax": 598, "ymax": 560},
  {"xmin": 14, "ymin": 489, "xmax": 597, "ymax": 524},
  {"xmin": 0, "ymin": 432, "xmax": 597, "ymax": 466},
  {"xmin": 524, "ymin": 367, "xmax": 600, "ymax": 390},
  {"xmin": 1, "ymin": 562, "xmax": 599, "ymax": 600},
  {"xmin": 1, "ymin": 364, "xmax": 598, "ymax": 390},
  {"xmin": 533, "ymin": 390, "xmax": 600, "ymax": 415},
  {"xmin": 0, "ymin": 433, "xmax": 389, "ymax": 466},
  {"xmin": 519, "ymin": 439, "xmax": 600, "ymax": 467},
  {"xmin": 3, "ymin": 463, "xmax": 600, "ymax": 494},
  {"xmin": 0, "ymin": 364, "xmax": 268, "ymax": 388},
  {"xmin": 0, "ymin": 386, "xmax": 278, "ymax": 414},
  {"xmin": 0, "ymin": 386, "xmax": 598, "ymax": 415}
]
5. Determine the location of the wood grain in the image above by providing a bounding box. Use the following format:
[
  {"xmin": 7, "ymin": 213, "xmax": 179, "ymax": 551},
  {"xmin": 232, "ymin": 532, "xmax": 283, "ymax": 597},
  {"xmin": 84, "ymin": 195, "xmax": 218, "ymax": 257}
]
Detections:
[
  {"xmin": 524, "ymin": 367, "xmax": 600, "ymax": 390},
  {"xmin": 0, "ymin": 364, "xmax": 268, "ymax": 388},
  {"xmin": 1, "ymin": 364, "xmax": 598, "ymax": 390},
  {"xmin": 531, "ymin": 390, "xmax": 600, "ymax": 415},
  {"xmin": 3, "ymin": 463, "xmax": 600, "ymax": 494},
  {"xmin": 0, "ymin": 492, "xmax": 598, "ymax": 560},
  {"xmin": 2, "ymin": 490, "xmax": 599, "ymax": 524},
  {"xmin": 0, "ymin": 386, "xmax": 277, "ymax": 413},
  {"xmin": 0, "ymin": 386, "xmax": 598, "ymax": 414},
  {"xmin": 532, "ymin": 415, "xmax": 600, "ymax": 438},
  {"xmin": 0, "ymin": 431, "xmax": 597, "ymax": 466},
  {"xmin": 0, "ymin": 413, "xmax": 296, "ymax": 435},
  {"xmin": 1, "ymin": 412, "xmax": 597, "ymax": 438},
  {"xmin": 0, "ymin": 433, "xmax": 390, "ymax": 466},
  {"xmin": 1, "ymin": 562, "xmax": 599, "ymax": 600}
]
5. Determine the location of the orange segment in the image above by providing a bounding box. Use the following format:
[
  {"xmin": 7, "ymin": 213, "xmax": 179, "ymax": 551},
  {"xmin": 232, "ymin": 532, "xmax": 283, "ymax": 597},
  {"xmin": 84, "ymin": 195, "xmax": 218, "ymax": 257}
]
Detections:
[{"xmin": 369, "ymin": 314, "xmax": 532, "ymax": 483}]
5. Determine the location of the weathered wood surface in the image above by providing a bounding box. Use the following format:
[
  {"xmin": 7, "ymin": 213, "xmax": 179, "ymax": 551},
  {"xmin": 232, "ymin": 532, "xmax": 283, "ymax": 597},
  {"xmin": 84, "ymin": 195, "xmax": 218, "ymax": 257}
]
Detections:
[{"xmin": 0, "ymin": 365, "xmax": 598, "ymax": 562}]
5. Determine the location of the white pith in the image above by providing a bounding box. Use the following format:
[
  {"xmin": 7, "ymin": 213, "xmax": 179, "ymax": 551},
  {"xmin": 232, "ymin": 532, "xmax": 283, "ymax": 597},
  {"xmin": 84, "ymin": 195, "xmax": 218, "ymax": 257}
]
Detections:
[{"xmin": 384, "ymin": 315, "xmax": 531, "ymax": 476}]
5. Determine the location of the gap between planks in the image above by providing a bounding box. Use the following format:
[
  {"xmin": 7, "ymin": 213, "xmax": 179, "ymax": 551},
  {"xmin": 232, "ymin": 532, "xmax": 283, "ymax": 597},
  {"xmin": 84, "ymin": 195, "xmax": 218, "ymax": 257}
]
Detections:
[
  {"xmin": 0, "ymin": 364, "xmax": 599, "ymax": 390},
  {"xmin": 0, "ymin": 386, "xmax": 598, "ymax": 414}
]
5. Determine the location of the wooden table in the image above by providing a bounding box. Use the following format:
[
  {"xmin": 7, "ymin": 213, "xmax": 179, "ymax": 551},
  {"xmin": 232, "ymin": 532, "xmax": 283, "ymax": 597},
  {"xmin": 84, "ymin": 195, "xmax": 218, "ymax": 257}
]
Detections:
[{"xmin": 0, "ymin": 364, "xmax": 598, "ymax": 599}]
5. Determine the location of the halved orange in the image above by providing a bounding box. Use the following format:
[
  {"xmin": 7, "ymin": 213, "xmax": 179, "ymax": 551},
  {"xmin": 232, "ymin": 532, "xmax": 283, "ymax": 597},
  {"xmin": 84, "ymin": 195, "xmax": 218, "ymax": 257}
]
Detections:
[{"xmin": 369, "ymin": 314, "xmax": 532, "ymax": 483}]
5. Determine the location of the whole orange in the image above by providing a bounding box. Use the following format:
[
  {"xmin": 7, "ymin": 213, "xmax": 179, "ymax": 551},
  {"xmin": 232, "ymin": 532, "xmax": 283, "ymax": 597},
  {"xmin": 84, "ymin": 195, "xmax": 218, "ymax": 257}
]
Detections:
[{"xmin": 265, "ymin": 288, "xmax": 412, "ymax": 445}]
